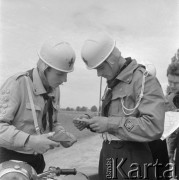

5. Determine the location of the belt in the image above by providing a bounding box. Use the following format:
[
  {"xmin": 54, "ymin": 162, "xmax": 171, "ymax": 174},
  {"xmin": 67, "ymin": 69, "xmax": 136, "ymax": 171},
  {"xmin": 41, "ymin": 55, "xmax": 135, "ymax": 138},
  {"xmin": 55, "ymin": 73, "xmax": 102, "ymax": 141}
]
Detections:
[{"xmin": 101, "ymin": 132, "xmax": 122, "ymax": 143}]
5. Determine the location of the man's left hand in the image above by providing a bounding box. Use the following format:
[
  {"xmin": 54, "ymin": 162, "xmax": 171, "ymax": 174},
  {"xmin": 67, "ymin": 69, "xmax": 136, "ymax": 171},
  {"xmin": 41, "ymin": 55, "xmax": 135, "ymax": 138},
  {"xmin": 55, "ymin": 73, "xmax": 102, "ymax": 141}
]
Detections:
[{"xmin": 88, "ymin": 116, "xmax": 108, "ymax": 133}]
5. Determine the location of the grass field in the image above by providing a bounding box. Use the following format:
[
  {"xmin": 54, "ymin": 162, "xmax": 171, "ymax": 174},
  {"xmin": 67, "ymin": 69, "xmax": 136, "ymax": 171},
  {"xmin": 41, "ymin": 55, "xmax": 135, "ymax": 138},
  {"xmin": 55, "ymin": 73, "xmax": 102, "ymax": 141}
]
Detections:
[{"xmin": 57, "ymin": 110, "xmax": 96, "ymax": 140}]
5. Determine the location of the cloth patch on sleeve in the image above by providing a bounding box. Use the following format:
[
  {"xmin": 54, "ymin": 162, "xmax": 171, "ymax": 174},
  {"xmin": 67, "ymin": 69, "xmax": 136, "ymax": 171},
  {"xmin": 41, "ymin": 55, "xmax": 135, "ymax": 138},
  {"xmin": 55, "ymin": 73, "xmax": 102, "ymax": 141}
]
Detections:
[
  {"xmin": 124, "ymin": 119, "xmax": 134, "ymax": 131},
  {"xmin": 0, "ymin": 89, "xmax": 10, "ymax": 118}
]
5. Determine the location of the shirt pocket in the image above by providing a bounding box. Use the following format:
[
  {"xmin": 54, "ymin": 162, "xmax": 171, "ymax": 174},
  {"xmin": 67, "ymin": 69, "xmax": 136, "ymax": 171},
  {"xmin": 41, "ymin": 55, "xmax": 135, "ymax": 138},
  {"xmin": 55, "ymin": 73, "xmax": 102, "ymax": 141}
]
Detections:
[
  {"xmin": 24, "ymin": 103, "xmax": 41, "ymax": 123},
  {"xmin": 109, "ymin": 87, "xmax": 127, "ymax": 116},
  {"xmin": 109, "ymin": 84, "xmax": 138, "ymax": 116}
]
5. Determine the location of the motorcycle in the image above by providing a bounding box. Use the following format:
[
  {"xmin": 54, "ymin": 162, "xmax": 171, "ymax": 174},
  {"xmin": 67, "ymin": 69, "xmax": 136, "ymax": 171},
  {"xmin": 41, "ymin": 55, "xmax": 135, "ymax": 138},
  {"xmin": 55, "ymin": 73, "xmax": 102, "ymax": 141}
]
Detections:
[{"xmin": 0, "ymin": 160, "xmax": 98, "ymax": 180}]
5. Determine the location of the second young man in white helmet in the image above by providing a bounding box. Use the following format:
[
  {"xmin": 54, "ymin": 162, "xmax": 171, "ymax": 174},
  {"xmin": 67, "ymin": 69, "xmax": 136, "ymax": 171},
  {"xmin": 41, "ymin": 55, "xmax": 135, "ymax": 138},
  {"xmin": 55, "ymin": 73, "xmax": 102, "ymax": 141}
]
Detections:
[
  {"xmin": 74, "ymin": 33, "xmax": 166, "ymax": 180},
  {"xmin": 0, "ymin": 38, "xmax": 77, "ymax": 174}
]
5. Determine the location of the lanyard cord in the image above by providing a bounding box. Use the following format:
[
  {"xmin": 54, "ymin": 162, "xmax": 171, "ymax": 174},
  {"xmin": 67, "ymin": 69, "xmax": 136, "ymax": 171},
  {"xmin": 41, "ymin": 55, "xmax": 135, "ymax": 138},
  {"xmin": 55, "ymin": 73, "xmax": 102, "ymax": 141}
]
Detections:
[
  {"xmin": 25, "ymin": 76, "xmax": 41, "ymax": 135},
  {"xmin": 121, "ymin": 71, "xmax": 149, "ymax": 116},
  {"xmin": 98, "ymin": 77, "xmax": 103, "ymax": 116},
  {"xmin": 99, "ymin": 77, "xmax": 110, "ymax": 142}
]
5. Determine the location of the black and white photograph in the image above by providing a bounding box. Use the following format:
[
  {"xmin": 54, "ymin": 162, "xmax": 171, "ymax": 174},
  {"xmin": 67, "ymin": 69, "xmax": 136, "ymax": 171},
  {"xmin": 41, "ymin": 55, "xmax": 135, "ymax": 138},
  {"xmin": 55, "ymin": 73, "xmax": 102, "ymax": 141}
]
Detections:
[{"xmin": 0, "ymin": 0, "xmax": 179, "ymax": 179}]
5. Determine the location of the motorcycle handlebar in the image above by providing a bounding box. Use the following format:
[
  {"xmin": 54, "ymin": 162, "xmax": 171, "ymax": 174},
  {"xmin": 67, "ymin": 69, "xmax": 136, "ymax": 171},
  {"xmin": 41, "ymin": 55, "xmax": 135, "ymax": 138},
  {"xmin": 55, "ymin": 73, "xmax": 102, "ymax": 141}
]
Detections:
[
  {"xmin": 56, "ymin": 167, "xmax": 77, "ymax": 176},
  {"xmin": 37, "ymin": 167, "xmax": 77, "ymax": 178}
]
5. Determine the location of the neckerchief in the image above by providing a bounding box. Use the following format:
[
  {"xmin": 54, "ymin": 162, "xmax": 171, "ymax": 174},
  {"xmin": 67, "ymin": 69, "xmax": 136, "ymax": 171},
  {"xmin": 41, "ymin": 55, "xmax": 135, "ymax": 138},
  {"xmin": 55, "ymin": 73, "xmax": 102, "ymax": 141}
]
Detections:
[{"xmin": 41, "ymin": 94, "xmax": 53, "ymax": 131}]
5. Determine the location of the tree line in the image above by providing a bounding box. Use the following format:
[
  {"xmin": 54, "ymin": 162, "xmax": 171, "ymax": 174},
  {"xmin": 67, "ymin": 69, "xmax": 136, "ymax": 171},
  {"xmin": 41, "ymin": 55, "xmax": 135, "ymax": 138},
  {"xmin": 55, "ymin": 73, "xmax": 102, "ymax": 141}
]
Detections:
[{"xmin": 62, "ymin": 105, "xmax": 98, "ymax": 112}]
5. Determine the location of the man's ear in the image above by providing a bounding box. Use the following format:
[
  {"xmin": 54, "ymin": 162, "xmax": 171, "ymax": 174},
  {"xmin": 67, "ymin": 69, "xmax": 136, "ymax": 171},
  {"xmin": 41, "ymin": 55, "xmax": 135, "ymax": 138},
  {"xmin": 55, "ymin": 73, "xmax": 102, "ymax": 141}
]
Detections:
[
  {"xmin": 106, "ymin": 47, "xmax": 121, "ymax": 66},
  {"xmin": 106, "ymin": 56, "xmax": 115, "ymax": 65},
  {"xmin": 44, "ymin": 66, "xmax": 51, "ymax": 77}
]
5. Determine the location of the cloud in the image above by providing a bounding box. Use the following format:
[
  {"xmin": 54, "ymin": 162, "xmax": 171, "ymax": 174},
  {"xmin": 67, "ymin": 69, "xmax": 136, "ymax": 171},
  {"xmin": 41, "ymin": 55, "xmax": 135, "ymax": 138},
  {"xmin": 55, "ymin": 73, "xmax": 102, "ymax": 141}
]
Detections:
[{"xmin": 0, "ymin": 0, "xmax": 178, "ymax": 108}]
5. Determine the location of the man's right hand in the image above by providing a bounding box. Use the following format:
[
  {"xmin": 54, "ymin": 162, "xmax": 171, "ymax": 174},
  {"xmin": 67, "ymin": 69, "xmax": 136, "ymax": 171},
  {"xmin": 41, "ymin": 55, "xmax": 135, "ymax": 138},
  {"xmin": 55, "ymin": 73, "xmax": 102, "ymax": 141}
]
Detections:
[
  {"xmin": 25, "ymin": 133, "xmax": 60, "ymax": 154},
  {"xmin": 73, "ymin": 114, "xmax": 90, "ymax": 131}
]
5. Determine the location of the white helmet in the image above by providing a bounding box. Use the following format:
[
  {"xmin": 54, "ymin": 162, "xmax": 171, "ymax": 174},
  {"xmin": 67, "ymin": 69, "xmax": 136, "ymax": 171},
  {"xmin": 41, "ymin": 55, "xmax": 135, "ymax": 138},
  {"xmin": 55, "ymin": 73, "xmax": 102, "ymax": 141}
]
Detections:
[
  {"xmin": 81, "ymin": 33, "xmax": 115, "ymax": 69},
  {"xmin": 38, "ymin": 38, "xmax": 76, "ymax": 72},
  {"xmin": 0, "ymin": 160, "xmax": 37, "ymax": 180}
]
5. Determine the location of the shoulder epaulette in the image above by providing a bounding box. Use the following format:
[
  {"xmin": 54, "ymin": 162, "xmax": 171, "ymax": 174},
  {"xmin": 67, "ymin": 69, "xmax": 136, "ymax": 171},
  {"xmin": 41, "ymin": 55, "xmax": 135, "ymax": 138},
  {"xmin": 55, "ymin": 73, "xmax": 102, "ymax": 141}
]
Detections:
[
  {"xmin": 137, "ymin": 65, "xmax": 146, "ymax": 73},
  {"xmin": 12, "ymin": 72, "xmax": 28, "ymax": 80}
]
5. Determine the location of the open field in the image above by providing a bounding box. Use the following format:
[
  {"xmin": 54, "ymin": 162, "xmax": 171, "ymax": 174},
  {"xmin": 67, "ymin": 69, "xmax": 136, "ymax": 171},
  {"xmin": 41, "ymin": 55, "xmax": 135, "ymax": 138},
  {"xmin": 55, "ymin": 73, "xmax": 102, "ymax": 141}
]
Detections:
[{"xmin": 56, "ymin": 110, "xmax": 96, "ymax": 140}]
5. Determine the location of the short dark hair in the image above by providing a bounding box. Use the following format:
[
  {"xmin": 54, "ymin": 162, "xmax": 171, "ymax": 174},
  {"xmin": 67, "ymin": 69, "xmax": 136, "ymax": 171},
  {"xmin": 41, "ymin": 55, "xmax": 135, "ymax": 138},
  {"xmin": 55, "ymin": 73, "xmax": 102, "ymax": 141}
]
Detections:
[{"xmin": 167, "ymin": 62, "xmax": 179, "ymax": 76}]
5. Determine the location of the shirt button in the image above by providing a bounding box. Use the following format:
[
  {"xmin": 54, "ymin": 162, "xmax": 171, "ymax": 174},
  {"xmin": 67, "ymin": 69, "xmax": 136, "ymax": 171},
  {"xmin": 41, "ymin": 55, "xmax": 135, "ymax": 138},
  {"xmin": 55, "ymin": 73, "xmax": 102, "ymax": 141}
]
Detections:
[
  {"xmin": 1, "ymin": 90, "xmax": 5, "ymax": 95},
  {"xmin": 6, "ymin": 89, "xmax": 10, "ymax": 94},
  {"xmin": 2, "ymin": 104, "xmax": 8, "ymax": 108},
  {"xmin": 3, "ymin": 96, "xmax": 9, "ymax": 102},
  {"xmin": 2, "ymin": 109, "xmax": 6, "ymax": 114}
]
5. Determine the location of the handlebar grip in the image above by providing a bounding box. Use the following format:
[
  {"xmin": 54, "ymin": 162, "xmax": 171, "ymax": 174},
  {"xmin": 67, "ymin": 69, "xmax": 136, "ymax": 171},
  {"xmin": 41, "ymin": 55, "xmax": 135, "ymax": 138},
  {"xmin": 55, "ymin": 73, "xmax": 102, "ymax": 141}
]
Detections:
[{"xmin": 56, "ymin": 167, "xmax": 77, "ymax": 176}]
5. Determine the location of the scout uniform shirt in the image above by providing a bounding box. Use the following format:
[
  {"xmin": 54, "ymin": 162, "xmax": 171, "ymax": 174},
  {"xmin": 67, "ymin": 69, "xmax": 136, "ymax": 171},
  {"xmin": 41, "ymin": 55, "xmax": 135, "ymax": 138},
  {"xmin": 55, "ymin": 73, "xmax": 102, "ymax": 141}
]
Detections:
[
  {"xmin": 103, "ymin": 59, "xmax": 165, "ymax": 142},
  {"xmin": 0, "ymin": 68, "xmax": 73, "ymax": 154}
]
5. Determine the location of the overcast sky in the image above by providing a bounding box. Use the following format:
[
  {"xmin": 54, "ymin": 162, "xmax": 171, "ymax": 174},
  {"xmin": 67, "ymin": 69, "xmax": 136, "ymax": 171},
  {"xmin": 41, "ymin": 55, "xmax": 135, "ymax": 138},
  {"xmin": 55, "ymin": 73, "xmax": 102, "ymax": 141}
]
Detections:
[{"xmin": 0, "ymin": 0, "xmax": 179, "ymax": 108}]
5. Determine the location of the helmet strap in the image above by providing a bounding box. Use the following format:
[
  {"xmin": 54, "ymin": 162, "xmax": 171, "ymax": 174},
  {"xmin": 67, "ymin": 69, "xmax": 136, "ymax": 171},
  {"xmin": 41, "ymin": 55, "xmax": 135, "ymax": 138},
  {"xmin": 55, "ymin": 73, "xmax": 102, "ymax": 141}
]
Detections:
[
  {"xmin": 106, "ymin": 47, "xmax": 122, "ymax": 68},
  {"xmin": 37, "ymin": 59, "xmax": 53, "ymax": 93}
]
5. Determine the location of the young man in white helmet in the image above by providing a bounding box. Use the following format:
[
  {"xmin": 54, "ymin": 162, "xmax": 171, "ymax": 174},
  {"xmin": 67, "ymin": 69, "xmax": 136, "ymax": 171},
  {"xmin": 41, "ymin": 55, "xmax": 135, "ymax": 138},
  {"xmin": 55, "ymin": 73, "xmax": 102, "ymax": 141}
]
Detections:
[
  {"xmin": 74, "ymin": 33, "xmax": 166, "ymax": 180},
  {"xmin": 0, "ymin": 38, "xmax": 77, "ymax": 174}
]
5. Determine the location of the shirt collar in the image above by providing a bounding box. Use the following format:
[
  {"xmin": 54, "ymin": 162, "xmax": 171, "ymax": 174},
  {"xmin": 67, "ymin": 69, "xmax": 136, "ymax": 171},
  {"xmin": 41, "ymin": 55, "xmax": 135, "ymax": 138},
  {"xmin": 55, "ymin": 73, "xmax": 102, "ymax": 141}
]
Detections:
[
  {"xmin": 32, "ymin": 68, "xmax": 56, "ymax": 97},
  {"xmin": 116, "ymin": 59, "xmax": 139, "ymax": 83}
]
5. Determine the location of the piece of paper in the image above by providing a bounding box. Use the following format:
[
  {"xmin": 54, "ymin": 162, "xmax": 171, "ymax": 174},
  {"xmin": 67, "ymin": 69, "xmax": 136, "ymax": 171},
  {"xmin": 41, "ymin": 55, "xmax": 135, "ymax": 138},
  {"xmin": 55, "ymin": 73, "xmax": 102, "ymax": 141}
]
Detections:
[
  {"xmin": 73, "ymin": 118, "xmax": 90, "ymax": 124},
  {"xmin": 49, "ymin": 131, "xmax": 74, "ymax": 142},
  {"xmin": 161, "ymin": 111, "xmax": 179, "ymax": 140}
]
